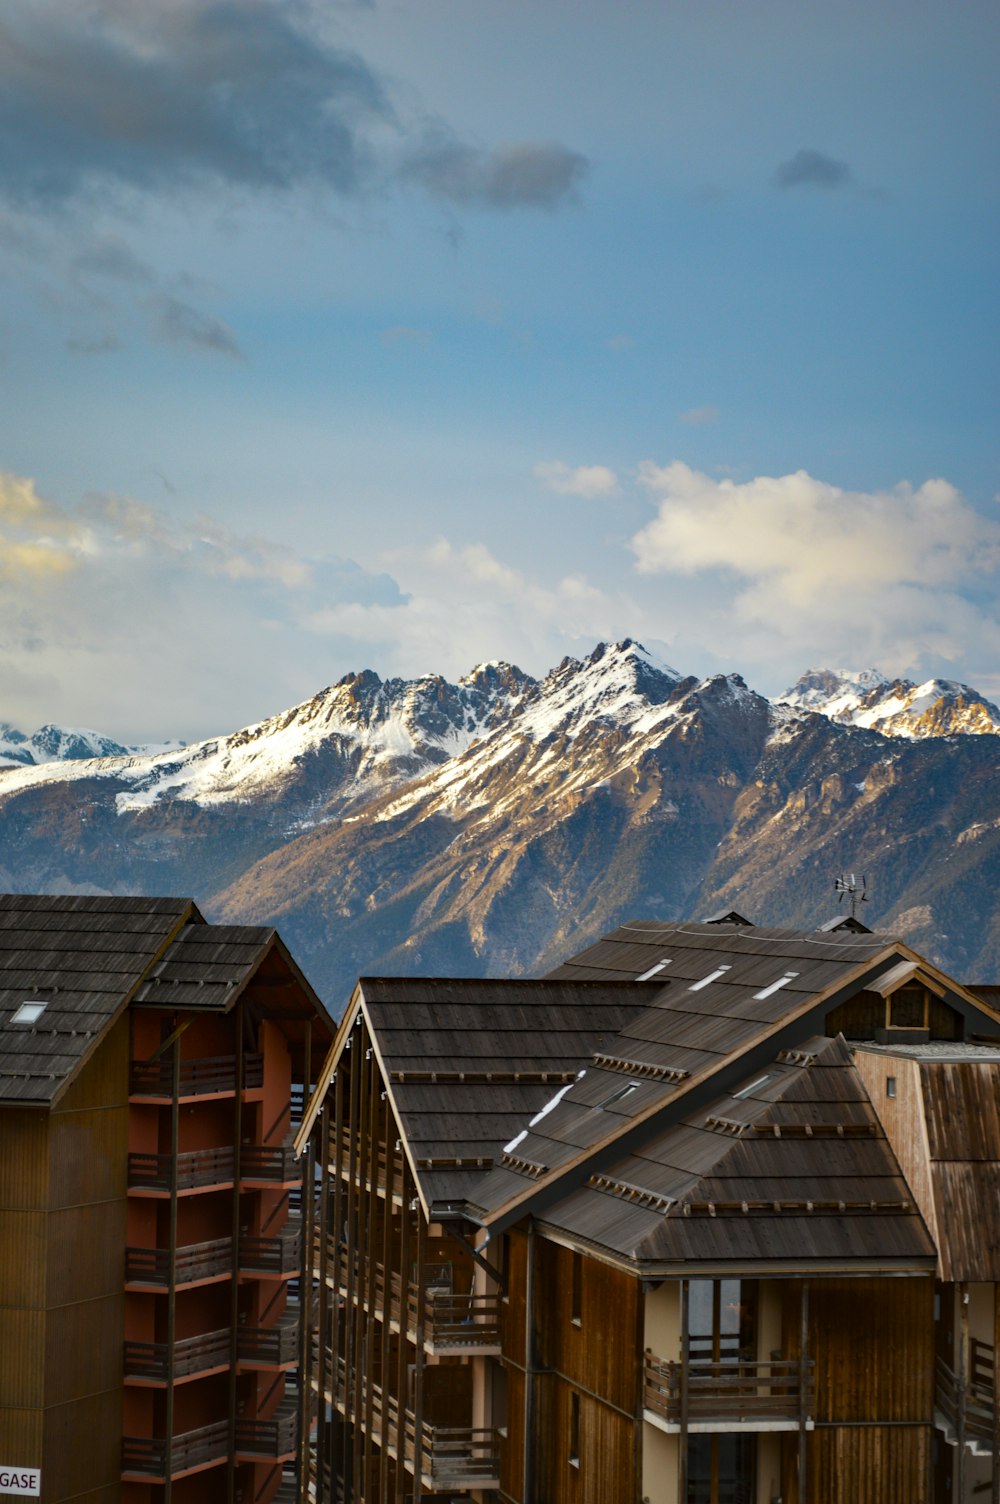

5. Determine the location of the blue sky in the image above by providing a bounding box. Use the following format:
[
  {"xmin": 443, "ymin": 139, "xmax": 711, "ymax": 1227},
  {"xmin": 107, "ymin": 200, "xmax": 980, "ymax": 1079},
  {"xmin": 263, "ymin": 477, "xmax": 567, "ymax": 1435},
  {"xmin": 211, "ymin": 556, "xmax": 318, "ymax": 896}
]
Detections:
[{"xmin": 0, "ymin": 0, "xmax": 997, "ymax": 740}]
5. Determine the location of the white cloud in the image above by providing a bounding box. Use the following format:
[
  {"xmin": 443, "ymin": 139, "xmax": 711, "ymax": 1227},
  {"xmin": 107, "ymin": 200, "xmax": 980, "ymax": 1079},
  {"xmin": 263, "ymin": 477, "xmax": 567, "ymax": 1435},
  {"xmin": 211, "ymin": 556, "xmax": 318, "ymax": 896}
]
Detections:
[
  {"xmin": 304, "ymin": 537, "xmax": 628, "ymax": 680},
  {"xmin": 631, "ymin": 461, "xmax": 1000, "ymax": 676},
  {"xmin": 678, "ymin": 405, "xmax": 719, "ymax": 426},
  {"xmin": 534, "ymin": 460, "xmax": 619, "ymax": 498}
]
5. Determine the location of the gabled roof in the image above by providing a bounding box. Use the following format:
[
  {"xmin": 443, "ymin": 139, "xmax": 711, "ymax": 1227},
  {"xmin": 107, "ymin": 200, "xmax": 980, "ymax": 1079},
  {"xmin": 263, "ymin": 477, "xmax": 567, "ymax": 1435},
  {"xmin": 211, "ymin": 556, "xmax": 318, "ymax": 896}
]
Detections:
[
  {"xmin": 0, "ymin": 894, "xmax": 334, "ymax": 1107},
  {"xmin": 469, "ymin": 922, "xmax": 912, "ymax": 1226},
  {"xmin": 298, "ymin": 977, "xmax": 655, "ymax": 1212},
  {"xmin": 540, "ymin": 1035, "xmax": 935, "ymax": 1272},
  {"xmin": 0, "ymin": 893, "xmax": 195, "ymax": 1105}
]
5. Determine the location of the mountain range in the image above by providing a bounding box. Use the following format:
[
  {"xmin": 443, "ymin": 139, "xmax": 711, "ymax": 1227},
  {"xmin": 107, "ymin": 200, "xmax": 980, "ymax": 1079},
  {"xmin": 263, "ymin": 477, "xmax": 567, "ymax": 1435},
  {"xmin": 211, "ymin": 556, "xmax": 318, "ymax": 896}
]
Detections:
[{"xmin": 2, "ymin": 641, "xmax": 1000, "ymax": 1008}]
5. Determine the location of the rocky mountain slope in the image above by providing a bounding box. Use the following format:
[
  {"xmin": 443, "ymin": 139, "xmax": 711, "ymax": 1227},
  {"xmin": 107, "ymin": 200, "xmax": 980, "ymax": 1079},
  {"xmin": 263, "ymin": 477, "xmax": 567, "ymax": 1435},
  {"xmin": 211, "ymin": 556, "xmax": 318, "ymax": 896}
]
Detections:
[
  {"xmin": 778, "ymin": 667, "xmax": 1000, "ymax": 738},
  {"xmin": 2, "ymin": 641, "xmax": 1000, "ymax": 1008}
]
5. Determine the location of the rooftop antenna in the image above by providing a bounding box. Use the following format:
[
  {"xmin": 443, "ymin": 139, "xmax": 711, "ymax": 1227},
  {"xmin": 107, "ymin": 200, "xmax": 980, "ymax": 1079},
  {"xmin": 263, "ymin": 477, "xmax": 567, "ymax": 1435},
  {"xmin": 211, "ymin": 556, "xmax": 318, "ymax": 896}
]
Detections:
[{"xmin": 834, "ymin": 872, "xmax": 868, "ymax": 921}]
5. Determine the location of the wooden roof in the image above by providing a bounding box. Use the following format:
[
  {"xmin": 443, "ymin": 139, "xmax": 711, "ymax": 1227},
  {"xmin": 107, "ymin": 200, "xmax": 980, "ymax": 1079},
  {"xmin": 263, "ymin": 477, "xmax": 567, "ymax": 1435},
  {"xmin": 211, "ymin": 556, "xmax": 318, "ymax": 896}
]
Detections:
[
  {"xmin": 0, "ymin": 894, "xmax": 194, "ymax": 1106},
  {"xmin": 0, "ymin": 895, "xmax": 333, "ymax": 1107},
  {"xmin": 362, "ymin": 978, "xmax": 653, "ymax": 1209},
  {"xmin": 920, "ymin": 1060, "xmax": 1000, "ymax": 1281},
  {"xmin": 539, "ymin": 1035, "xmax": 934, "ymax": 1271}
]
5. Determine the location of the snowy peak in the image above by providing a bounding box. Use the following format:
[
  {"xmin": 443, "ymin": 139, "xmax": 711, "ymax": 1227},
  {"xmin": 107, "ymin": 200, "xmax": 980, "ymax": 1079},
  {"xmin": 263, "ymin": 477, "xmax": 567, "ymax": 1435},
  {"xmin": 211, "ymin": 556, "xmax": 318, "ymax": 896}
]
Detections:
[
  {"xmin": 0, "ymin": 720, "xmax": 173, "ymax": 768},
  {"xmin": 777, "ymin": 668, "xmax": 1000, "ymax": 739},
  {"xmin": 526, "ymin": 639, "xmax": 683, "ymax": 737}
]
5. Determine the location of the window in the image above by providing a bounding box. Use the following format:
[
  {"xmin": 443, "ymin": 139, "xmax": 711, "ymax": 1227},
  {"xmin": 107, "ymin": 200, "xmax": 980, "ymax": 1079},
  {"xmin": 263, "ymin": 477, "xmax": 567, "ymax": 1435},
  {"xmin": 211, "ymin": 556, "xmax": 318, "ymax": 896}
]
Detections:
[
  {"xmin": 887, "ymin": 1076, "xmax": 897, "ymax": 1099},
  {"xmin": 571, "ymin": 1250, "xmax": 582, "ymax": 1326},
  {"xmin": 888, "ymin": 984, "xmax": 928, "ymax": 1030},
  {"xmin": 688, "ymin": 965, "xmax": 732, "ymax": 992},
  {"xmin": 492, "ymin": 1361, "xmax": 508, "ymax": 1437},
  {"xmin": 12, "ymin": 1000, "xmax": 47, "ymax": 1025},
  {"xmin": 569, "ymin": 1392, "xmax": 580, "ymax": 1467},
  {"xmin": 592, "ymin": 1081, "xmax": 639, "ymax": 1111}
]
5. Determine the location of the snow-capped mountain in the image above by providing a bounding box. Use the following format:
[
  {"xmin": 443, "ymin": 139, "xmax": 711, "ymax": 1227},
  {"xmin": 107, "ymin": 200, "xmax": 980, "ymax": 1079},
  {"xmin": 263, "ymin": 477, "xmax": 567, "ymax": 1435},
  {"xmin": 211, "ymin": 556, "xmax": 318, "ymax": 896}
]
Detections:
[
  {"xmin": 778, "ymin": 668, "xmax": 1000, "ymax": 738},
  {"xmin": 0, "ymin": 721, "xmax": 166, "ymax": 767},
  {"xmin": 3, "ymin": 640, "xmax": 1000, "ymax": 1002}
]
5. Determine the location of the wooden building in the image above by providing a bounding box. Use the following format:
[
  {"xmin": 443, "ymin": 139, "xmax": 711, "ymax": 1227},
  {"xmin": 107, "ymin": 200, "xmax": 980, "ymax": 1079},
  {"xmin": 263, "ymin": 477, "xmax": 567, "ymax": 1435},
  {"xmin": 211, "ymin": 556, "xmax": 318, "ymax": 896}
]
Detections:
[
  {"xmin": 0, "ymin": 893, "xmax": 333, "ymax": 1504},
  {"xmin": 295, "ymin": 918, "xmax": 1000, "ymax": 1504}
]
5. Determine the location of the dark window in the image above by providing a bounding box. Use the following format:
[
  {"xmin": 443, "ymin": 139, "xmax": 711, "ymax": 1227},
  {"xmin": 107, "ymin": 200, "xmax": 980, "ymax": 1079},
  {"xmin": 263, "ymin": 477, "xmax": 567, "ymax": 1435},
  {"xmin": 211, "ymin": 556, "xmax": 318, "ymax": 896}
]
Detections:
[
  {"xmin": 569, "ymin": 1392, "xmax": 580, "ymax": 1466},
  {"xmin": 687, "ymin": 1433, "xmax": 757, "ymax": 1503},
  {"xmin": 687, "ymin": 1278, "xmax": 757, "ymax": 1361},
  {"xmin": 887, "ymin": 1076, "xmax": 897, "ymax": 1099},
  {"xmin": 888, "ymin": 985, "xmax": 927, "ymax": 1029},
  {"xmin": 571, "ymin": 1250, "xmax": 583, "ymax": 1325}
]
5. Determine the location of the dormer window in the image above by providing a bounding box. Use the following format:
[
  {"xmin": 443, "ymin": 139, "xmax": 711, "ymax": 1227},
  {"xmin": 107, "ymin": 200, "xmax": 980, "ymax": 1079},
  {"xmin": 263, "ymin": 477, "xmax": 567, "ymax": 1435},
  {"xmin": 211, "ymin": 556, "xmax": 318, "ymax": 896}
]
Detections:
[
  {"xmin": 12, "ymin": 1001, "xmax": 47, "ymax": 1025},
  {"xmin": 887, "ymin": 984, "xmax": 928, "ymax": 1031}
]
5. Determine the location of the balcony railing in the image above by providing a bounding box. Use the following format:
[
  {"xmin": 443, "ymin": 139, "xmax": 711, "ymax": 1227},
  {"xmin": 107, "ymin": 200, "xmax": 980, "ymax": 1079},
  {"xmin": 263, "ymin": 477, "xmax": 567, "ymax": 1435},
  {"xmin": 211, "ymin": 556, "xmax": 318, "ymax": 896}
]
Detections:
[
  {"xmin": 240, "ymin": 1217, "xmax": 302, "ymax": 1277},
  {"xmin": 241, "ymin": 1141, "xmax": 301, "ymax": 1184},
  {"xmin": 238, "ymin": 1319, "xmax": 300, "ymax": 1367},
  {"xmin": 320, "ymin": 1351, "xmax": 499, "ymax": 1489},
  {"xmin": 124, "ymin": 1328, "xmax": 230, "ymax": 1382},
  {"xmin": 320, "ymin": 1238, "xmax": 501, "ymax": 1351},
  {"xmin": 644, "ymin": 1350, "xmax": 815, "ymax": 1428},
  {"xmin": 128, "ymin": 1147, "xmax": 235, "ymax": 1193},
  {"xmin": 936, "ymin": 1340, "xmax": 996, "ymax": 1450},
  {"xmin": 129, "ymin": 1053, "xmax": 264, "ymax": 1099},
  {"xmin": 235, "ymin": 1404, "xmax": 298, "ymax": 1460},
  {"xmin": 125, "ymin": 1237, "xmax": 233, "ymax": 1288},
  {"xmin": 122, "ymin": 1421, "xmax": 229, "ymax": 1480},
  {"xmin": 334, "ymin": 1126, "xmax": 405, "ymax": 1199}
]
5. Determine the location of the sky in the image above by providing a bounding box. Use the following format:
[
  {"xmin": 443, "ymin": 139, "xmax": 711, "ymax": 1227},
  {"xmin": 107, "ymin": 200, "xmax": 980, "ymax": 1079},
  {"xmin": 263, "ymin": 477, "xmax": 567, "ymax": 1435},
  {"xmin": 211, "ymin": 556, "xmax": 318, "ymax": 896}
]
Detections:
[{"xmin": 0, "ymin": 0, "xmax": 997, "ymax": 742}]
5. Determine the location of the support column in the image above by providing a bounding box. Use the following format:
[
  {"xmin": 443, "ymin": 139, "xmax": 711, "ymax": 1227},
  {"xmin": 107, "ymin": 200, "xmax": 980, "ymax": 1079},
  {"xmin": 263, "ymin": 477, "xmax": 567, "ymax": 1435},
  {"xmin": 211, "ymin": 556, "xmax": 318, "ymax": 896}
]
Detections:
[
  {"xmin": 798, "ymin": 1279, "xmax": 809, "ymax": 1504},
  {"xmin": 678, "ymin": 1278, "xmax": 689, "ymax": 1504},
  {"xmin": 227, "ymin": 1003, "xmax": 245, "ymax": 1504},
  {"xmin": 958, "ymin": 1283, "xmax": 969, "ymax": 1504},
  {"xmin": 165, "ymin": 1036, "xmax": 181, "ymax": 1502}
]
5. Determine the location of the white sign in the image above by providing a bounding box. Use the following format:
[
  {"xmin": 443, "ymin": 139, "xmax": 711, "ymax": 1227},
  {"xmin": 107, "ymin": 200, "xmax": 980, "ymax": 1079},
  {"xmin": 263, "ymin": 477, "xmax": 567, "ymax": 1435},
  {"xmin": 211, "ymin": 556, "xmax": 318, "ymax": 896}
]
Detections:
[{"xmin": 0, "ymin": 1469, "xmax": 40, "ymax": 1497}]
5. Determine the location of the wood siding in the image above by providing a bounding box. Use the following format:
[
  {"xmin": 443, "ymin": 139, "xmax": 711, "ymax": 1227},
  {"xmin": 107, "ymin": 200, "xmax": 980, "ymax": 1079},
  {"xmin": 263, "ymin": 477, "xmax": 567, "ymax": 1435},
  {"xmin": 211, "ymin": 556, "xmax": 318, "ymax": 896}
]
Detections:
[
  {"xmin": 534, "ymin": 1374, "xmax": 636, "ymax": 1504},
  {"xmin": 805, "ymin": 1424, "xmax": 930, "ymax": 1504},
  {"xmin": 534, "ymin": 1239, "xmax": 640, "ymax": 1416}
]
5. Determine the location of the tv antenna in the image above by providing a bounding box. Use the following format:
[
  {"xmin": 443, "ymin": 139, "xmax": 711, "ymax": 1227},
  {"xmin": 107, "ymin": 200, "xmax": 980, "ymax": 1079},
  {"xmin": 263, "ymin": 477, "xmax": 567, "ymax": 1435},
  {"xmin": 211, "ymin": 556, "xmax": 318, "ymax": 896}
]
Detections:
[{"xmin": 834, "ymin": 872, "xmax": 868, "ymax": 921}]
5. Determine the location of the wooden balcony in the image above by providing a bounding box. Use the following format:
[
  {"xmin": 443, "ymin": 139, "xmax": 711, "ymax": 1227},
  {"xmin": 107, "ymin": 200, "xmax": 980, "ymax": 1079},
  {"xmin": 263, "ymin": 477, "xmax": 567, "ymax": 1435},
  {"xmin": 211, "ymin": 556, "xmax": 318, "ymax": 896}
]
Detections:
[
  {"xmin": 333, "ymin": 1126, "xmax": 405, "ymax": 1199},
  {"xmin": 124, "ymin": 1328, "xmax": 230, "ymax": 1383},
  {"xmin": 320, "ymin": 1237, "xmax": 501, "ymax": 1353},
  {"xmin": 241, "ymin": 1140, "xmax": 301, "ymax": 1185},
  {"xmin": 235, "ymin": 1404, "xmax": 298, "ymax": 1461},
  {"xmin": 319, "ymin": 1352, "xmax": 500, "ymax": 1491},
  {"xmin": 129, "ymin": 1052, "xmax": 264, "ymax": 1100},
  {"xmin": 240, "ymin": 1216, "xmax": 302, "ymax": 1278},
  {"xmin": 644, "ymin": 1350, "xmax": 815, "ymax": 1432},
  {"xmin": 125, "ymin": 1236, "xmax": 233, "ymax": 1289},
  {"xmin": 936, "ymin": 1339, "xmax": 996, "ymax": 1453},
  {"xmin": 238, "ymin": 1318, "xmax": 300, "ymax": 1368},
  {"xmin": 128, "ymin": 1147, "xmax": 235, "ymax": 1195},
  {"xmin": 121, "ymin": 1420, "xmax": 229, "ymax": 1481}
]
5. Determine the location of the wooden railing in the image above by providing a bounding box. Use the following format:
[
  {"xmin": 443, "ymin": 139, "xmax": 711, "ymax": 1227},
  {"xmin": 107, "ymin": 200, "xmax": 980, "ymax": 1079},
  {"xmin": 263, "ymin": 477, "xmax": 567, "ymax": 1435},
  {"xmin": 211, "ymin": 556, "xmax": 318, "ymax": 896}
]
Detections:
[
  {"xmin": 121, "ymin": 1420, "xmax": 229, "ymax": 1478},
  {"xmin": 128, "ymin": 1147, "xmax": 235, "ymax": 1192},
  {"xmin": 936, "ymin": 1344, "xmax": 996, "ymax": 1448},
  {"xmin": 319, "ymin": 1237, "xmax": 501, "ymax": 1349},
  {"xmin": 242, "ymin": 1142, "xmax": 301, "ymax": 1184},
  {"xmin": 238, "ymin": 1320, "xmax": 299, "ymax": 1367},
  {"xmin": 240, "ymin": 1216, "xmax": 302, "ymax": 1276},
  {"xmin": 235, "ymin": 1405, "xmax": 298, "ymax": 1459},
  {"xmin": 125, "ymin": 1237, "xmax": 233, "ymax": 1287},
  {"xmin": 129, "ymin": 1053, "xmax": 263, "ymax": 1098},
  {"xmin": 320, "ymin": 1352, "xmax": 499, "ymax": 1487},
  {"xmin": 124, "ymin": 1328, "xmax": 230, "ymax": 1381},
  {"xmin": 644, "ymin": 1350, "xmax": 815, "ymax": 1426},
  {"xmin": 333, "ymin": 1127, "xmax": 405, "ymax": 1198}
]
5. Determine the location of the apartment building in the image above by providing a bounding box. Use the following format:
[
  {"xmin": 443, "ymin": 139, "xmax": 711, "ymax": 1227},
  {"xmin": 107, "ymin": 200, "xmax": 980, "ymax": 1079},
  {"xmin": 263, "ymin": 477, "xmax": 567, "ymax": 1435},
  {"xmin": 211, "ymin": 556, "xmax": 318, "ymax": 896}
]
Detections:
[
  {"xmin": 0, "ymin": 892, "xmax": 333, "ymax": 1504},
  {"xmin": 295, "ymin": 916, "xmax": 1000, "ymax": 1504}
]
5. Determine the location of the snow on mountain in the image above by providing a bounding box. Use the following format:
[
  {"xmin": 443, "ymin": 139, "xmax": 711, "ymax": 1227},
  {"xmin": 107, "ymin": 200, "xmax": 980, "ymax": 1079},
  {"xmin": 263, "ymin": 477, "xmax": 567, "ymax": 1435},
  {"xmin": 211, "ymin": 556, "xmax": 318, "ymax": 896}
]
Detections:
[
  {"xmin": 0, "ymin": 661, "xmax": 535, "ymax": 815},
  {"xmin": 0, "ymin": 721, "xmax": 177, "ymax": 769},
  {"xmin": 777, "ymin": 669, "xmax": 1000, "ymax": 739}
]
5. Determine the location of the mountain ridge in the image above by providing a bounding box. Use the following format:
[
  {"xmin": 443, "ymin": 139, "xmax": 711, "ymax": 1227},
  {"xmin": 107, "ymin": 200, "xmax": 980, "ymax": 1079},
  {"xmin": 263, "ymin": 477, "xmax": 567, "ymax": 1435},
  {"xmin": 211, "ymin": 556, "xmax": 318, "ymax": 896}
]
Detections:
[{"xmin": 2, "ymin": 639, "xmax": 1000, "ymax": 1004}]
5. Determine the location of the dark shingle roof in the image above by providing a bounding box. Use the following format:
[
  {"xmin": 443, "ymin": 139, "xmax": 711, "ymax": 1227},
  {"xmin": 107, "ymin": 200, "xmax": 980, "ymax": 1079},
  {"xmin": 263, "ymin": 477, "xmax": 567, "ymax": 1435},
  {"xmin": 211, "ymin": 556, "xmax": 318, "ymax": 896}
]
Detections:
[
  {"xmin": 540, "ymin": 1035, "xmax": 934, "ymax": 1270},
  {"xmin": 0, "ymin": 894, "xmax": 194, "ymax": 1105},
  {"xmin": 358, "ymin": 978, "xmax": 654, "ymax": 1209},
  {"xmin": 134, "ymin": 923, "xmax": 279, "ymax": 1009}
]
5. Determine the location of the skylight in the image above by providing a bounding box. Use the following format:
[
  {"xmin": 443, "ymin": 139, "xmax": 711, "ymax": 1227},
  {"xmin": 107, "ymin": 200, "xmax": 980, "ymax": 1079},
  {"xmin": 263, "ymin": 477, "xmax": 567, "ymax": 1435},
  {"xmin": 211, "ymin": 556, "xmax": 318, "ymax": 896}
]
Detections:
[
  {"xmin": 688, "ymin": 965, "xmax": 732, "ymax": 992},
  {"xmin": 636, "ymin": 959, "xmax": 670, "ymax": 981},
  {"xmin": 12, "ymin": 1000, "xmax": 47, "ymax": 1025},
  {"xmin": 593, "ymin": 1081, "xmax": 640, "ymax": 1110},
  {"xmin": 752, "ymin": 971, "xmax": 800, "ymax": 1001},
  {"xmin": 733, "ymin": 1073, "xmax": 776, "ymax": 1100}
]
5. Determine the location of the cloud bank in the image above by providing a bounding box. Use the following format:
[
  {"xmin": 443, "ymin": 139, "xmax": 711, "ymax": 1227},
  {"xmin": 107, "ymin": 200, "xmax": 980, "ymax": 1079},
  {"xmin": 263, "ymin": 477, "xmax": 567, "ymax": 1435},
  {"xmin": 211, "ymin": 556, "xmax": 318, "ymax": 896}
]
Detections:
[{"xmin": 631, "ymin": 462, "xmax": 1000, "ymax": 676}]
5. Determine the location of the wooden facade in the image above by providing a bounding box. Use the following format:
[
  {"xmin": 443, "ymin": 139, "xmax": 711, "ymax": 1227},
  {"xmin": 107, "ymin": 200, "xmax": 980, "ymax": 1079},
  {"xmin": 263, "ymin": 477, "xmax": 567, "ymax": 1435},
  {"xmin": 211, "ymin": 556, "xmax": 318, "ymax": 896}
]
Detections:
[
  {"xmin": 296, "ymin": 921, "xmax": 1000, "ymax": 1504},
  {"xmin": 0, "ymin": 895, "xmax": 332, "ymax": 1504}
]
